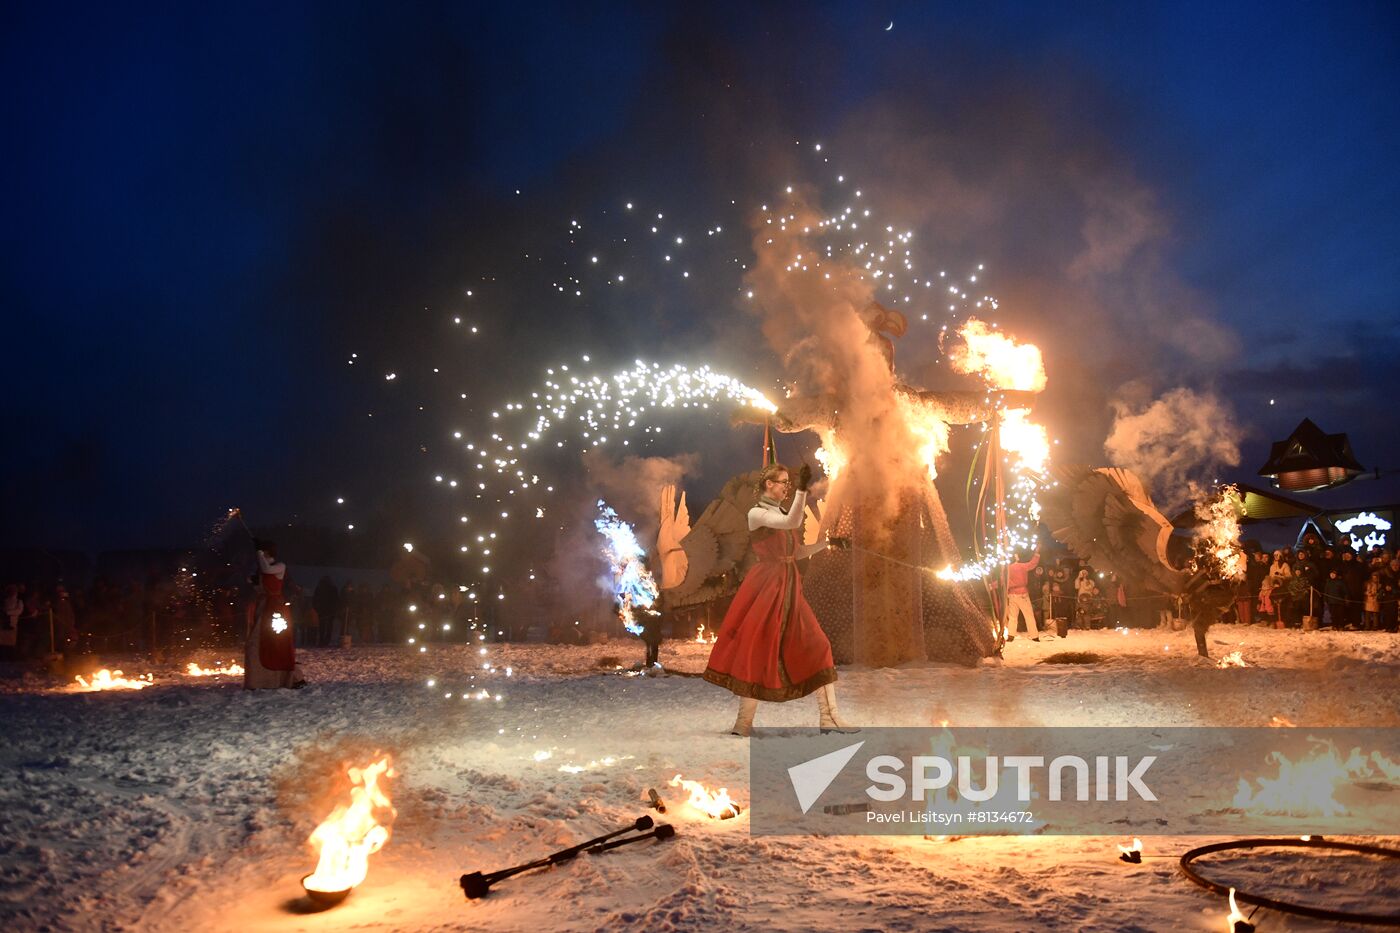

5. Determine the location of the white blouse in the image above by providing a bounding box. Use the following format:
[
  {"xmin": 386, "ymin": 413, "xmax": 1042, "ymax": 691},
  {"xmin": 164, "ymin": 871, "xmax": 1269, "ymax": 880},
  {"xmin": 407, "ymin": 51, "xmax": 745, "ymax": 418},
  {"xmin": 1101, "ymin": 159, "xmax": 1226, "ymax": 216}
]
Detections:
[{"xmin": 748, "ymin": 490, "xmax": 828, "ymax": 560}]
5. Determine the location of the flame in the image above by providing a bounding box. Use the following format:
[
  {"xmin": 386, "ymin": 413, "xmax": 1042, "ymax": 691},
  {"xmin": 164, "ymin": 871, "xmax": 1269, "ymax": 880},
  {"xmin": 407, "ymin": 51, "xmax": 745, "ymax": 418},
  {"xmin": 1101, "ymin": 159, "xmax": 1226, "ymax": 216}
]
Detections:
[
  {"xmin": 897, "ymin": 395, "xmax": 951, "ymax": 478},
  {"xmin": 271, "ymin": 611, "xmax": 289, "ymax": 634},
  {"xmin": 1194, "ymin": 486, "xmax": 1246, "ymax": 582},
  {"xmin": 1233, "ymin": 739, "xmax": 1398, "ymax": 817},
  {"xmin": 1269, "ymin": 715, "xmax": 1297, "ymax": 728},
  {"xmin": 1225, "ymin": 887, "xmax": 1248, "ymax": 931},
  {"xmin": 814, "ymin": 430, "xmax": 847, "ymax": 483},
  {"xmin": 186, "ymin": 661, "xmax": 245, "ymax": 677},
  {"xmin": 595, "ymin": 501, "xmax": 659, "ymax": 635},
  {"xmin": 669, "ymin": 774, "xmax": 741, "ymax": 819},
  {"xmin": 947, "ymin": 318, "xmax": 1047, "ymax": 392},
  {"xmin": 694, "ymin": 624, "xmax": 717, "ymax": 644},
  {"xmin": 1216, "ymin": 651, "xmax": 1247, "ymax": 669},
  {"xmin": 304, "ymin": 756, "xmax": 395, "ymax": 893},
  {"xmin": 73, "ymin": 669, "xmax": 154, "ymax": 691},
  {"xmin": 999, "ymin": 408, "xmax": 1049, "ymax": 474},
  {"xmin": 1117, "ymin": 837, "xmax": 1143, "ymax": 856}
]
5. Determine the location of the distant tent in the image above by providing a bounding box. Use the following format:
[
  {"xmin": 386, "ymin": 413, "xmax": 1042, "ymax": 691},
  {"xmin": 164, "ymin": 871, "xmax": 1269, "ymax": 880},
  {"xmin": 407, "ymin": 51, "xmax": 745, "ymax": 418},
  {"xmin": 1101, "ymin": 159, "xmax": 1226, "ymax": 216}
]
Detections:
[{"xmin": 1256, "ymin": 418, "xmax": 1365, "ymax": 492}]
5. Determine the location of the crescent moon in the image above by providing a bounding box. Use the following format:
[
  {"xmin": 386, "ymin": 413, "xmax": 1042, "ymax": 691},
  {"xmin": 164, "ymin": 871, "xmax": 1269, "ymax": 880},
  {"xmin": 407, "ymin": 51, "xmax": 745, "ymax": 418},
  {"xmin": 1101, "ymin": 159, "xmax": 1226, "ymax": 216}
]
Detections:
[{"xmin": 885, "ymin": 21, "xmax": 894, "ymax": 31}]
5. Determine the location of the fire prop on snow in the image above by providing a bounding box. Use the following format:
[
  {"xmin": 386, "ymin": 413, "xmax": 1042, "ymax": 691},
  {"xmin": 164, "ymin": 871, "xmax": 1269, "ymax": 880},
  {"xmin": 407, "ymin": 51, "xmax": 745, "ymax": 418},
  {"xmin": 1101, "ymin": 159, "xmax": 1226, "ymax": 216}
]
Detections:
[
  {"xmin": 669, "ymin": 774, "xmax": 742, "ymax": 819},
  {"xmin": 1216, "ymin": 651, "xmax": 1247, "ymax": 669},
  {"xmin": 185, "ymin": 661, "xmax": 245, "ymax": 677},
  {"xmin": 72, "ymin": 669, "xmax": 154, "ymax": 691},
  {"xmin": 1233, "ymin": 739, "xmax": 1399, "ymax": 818},
  {"xmin": 1117, "ymin": 837, "xmax": 1143, "ymax": 863},
  {"xmin": 595, "ymin": 500, "xmax": 658, "ymax": 635},
  {"xmin": 302, "ymin": 755, "xmax": 396, "ymax": 905}
]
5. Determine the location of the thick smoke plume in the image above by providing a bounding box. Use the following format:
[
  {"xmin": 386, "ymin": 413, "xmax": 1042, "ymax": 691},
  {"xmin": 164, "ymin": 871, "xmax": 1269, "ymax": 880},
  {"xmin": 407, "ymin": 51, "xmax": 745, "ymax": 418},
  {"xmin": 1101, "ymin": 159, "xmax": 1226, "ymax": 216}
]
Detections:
[
  {"xmin": 744, "ymin": 196, "xmax": 926, "ymax": 526},
  {"xmin": 1103, "ymin": 386, "xmax": 1243, "ymax": 514}
]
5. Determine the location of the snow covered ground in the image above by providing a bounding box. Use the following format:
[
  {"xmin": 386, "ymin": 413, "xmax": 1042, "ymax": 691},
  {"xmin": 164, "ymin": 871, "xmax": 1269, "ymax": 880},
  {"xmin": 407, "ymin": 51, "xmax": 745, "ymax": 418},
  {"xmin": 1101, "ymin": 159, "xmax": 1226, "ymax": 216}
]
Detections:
[{"xmin": 1, "ymin": 624, "xmax": 1397, "ymax": 932}]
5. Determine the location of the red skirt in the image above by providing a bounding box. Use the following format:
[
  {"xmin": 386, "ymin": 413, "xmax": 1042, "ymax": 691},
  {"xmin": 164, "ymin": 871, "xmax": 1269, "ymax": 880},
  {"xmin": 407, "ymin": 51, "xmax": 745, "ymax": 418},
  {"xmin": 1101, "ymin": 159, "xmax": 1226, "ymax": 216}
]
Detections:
[
  {"xmin": 703, "ymin": 558, "xmax": 836, "ymax": 702},
  {"xmin": 258, "ymin": 600, "xmax": 296, "ymax": 671}
]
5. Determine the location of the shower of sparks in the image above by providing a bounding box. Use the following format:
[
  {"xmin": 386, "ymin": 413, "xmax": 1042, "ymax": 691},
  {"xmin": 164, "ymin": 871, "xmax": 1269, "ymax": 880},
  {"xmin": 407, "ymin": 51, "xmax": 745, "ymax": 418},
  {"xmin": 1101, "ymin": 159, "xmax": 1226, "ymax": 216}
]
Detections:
[{"xmin": 342, "ymin": 144, "xmax": 1047, "ymax": 695}]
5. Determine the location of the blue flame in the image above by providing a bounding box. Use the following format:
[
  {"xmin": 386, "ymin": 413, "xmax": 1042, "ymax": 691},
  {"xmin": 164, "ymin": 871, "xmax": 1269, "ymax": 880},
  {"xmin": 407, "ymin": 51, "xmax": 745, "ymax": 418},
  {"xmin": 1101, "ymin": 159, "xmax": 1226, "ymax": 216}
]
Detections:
[{"xmin": 594, "ymin": 500, "xmax": 658, "ymax": 636}]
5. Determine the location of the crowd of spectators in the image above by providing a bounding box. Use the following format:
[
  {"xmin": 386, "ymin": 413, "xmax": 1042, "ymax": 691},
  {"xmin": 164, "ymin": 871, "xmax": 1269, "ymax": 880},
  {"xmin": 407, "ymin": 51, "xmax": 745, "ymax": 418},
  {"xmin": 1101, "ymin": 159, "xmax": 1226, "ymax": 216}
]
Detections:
[
  {"xmin": 0, "ymin": 572, "xmax": 497, "ymax": 661},
  {"xmin": 1247, "ymin": 532, "xmax": 1399, "ymax": 631}
]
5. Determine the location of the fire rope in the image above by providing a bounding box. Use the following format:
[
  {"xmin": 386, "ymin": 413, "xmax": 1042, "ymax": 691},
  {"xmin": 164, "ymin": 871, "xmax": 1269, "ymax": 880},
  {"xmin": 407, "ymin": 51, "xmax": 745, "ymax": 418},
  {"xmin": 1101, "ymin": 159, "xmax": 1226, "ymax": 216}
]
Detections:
[{"xmin": 1179, "ymin": 837, "xmax": 1400, "ymax": 926}]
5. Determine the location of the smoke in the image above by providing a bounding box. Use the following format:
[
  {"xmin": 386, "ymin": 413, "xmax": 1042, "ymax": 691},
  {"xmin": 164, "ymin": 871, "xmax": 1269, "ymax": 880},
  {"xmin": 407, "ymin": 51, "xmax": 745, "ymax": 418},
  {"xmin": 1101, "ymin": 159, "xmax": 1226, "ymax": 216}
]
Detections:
[
  {"xmin": 1103, "ymin": 386, "xmax": 1243, "ymax": 513},
  {"xmin": 580, "ymin": 450, "xmax": 698, "ymax": 546},
  {"xmin": 744, "ymin": 195, "xmax": 924, "ymax": 525},
  {"xmin": 542, "ymin": 452, "xmax": 698, "ymax": 626}
]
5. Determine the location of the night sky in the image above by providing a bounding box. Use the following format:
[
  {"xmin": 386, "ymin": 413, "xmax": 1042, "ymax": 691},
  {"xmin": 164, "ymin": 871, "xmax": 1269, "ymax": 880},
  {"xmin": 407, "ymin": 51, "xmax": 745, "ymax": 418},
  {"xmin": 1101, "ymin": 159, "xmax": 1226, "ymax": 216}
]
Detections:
[{"xmin": 5, "ymin": 1, "xmax": 1399, "ymax": 563}]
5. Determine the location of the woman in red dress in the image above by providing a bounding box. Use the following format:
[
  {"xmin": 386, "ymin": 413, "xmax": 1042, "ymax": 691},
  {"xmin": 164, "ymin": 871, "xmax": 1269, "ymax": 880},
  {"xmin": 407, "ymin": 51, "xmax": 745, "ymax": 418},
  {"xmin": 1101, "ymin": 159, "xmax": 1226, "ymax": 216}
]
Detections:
[
  {"xmin": 244, "ymin": 541, "xmax": 304, "ymax": 689},
  {"xmin": 703, "ymin": 463, "xmax": 851, "ymax": 735}
]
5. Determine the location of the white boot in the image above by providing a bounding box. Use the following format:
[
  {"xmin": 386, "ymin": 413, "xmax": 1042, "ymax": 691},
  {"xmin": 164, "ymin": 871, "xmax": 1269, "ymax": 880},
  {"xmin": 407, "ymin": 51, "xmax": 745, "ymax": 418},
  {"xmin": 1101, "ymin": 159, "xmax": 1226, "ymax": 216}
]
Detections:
[
  {"xmin": 817, "ymin": 683, "xmax": 856, "ymax": 732},
  {"xmin": 730, "ymin": 697, "xmax": 759, "ymax": 736}
]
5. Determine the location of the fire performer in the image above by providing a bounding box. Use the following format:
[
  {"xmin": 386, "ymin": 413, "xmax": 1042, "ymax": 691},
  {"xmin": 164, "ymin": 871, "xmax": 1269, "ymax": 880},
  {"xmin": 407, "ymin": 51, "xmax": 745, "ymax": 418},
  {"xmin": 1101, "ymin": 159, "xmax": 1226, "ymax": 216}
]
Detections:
[
  {"xmin": 244, "ymin": 540, "xmax": 305, "ymax": 689},
  {"xmin": 703, "ymin": 463, "xmax": 851, "ymax": 735}
]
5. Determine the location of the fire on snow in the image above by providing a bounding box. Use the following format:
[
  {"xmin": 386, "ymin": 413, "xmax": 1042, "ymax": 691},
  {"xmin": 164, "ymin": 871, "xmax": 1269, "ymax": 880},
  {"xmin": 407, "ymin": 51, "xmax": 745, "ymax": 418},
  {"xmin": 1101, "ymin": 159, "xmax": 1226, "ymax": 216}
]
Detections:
[
  {"xmin": 71, "ymin": 669, "xmax": 154, "ymax": 691},
  {"xmin": 304, "ymin": 756, "xmax": 396, "ymax": 894},
  {"xmin": 670, "ymin": 774, "xmax": 742, "ymax": 820},
  {"xmin": 186, "ymin": 661, "xmax": 245, "ymax": 677}
]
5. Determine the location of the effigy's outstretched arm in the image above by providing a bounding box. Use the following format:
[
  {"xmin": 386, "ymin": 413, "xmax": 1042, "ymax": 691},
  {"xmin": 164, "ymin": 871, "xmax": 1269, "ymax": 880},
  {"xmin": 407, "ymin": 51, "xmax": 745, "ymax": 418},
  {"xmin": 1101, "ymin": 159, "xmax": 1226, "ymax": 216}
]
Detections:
[
  {"xmin": 896, "ymin": 387, "xmax": 1039, "ymax": 425},
  {"xmin": 732, "ymin": 394, "xmax": 842, "ymax": 433}
]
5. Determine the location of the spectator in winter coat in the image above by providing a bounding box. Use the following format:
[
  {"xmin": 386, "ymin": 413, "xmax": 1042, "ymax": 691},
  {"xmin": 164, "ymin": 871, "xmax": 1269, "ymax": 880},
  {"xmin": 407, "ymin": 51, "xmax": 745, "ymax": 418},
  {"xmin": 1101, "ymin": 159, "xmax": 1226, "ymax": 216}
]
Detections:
[
  {"xmin": 1323, "ymin": 571, "xmax": 1348, "ymax": 629},
  {"xmin": 1339, "ymin": 550, "xmax": 1367, "ymax": 629},
  {"xmin": 1363, "ymin": 573, "xmax": 1382, "ymax": 631},
  {"xmin": 1, "ymin": 584, "xmax": 20, "ymax": 655},
  {"xmin": 313, "ymin": 576, "xmax": 340, "ymax": 646},
  {"xmin": 1074, "ymin": 569, "xmax": 1096, "ymax": 629}
]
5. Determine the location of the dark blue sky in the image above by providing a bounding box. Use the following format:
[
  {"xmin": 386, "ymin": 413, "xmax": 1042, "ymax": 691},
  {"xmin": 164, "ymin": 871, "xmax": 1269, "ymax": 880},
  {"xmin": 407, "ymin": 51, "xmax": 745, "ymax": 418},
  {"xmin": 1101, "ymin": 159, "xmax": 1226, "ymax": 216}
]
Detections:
[{"xmin": 4, "ymin": 1, "xmax": 1398, "ymax": 555}]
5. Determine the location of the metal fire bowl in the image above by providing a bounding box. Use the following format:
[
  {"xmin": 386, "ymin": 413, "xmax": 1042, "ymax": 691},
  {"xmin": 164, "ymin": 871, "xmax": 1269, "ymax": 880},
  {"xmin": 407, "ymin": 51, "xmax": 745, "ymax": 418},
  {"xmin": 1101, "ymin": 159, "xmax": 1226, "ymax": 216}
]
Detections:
[{"xmin": 301, "ymin": 874, "xmax": 352, "ymax": 907}]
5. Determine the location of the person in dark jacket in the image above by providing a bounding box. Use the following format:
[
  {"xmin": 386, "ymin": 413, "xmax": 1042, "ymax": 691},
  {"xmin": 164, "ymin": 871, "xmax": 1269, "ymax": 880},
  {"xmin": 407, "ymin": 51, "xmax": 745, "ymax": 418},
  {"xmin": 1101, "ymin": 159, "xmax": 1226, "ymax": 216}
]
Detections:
[
  {"xmin": 312, "ymin": 576, "xmax": 340, "ymax": 646},
  {"xmin": 1323, "ymin": 571, "xmax": 1348, "ymax": 629},
  {"xmin": 1338, "ymin": 550, "xmax": 1366, "ymax": 629}
]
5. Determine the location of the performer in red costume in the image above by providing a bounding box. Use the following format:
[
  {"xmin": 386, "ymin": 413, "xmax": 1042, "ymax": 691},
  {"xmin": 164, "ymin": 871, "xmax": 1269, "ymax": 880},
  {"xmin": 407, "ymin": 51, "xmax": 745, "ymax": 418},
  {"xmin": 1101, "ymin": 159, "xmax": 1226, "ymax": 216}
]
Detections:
[
  {"xmin": 244, "ymin": 540, "xmax": 304, "ymax": 689},
  {"xmin": 704, "ymin": 463, "xmax": 852, "ymax": 735}
]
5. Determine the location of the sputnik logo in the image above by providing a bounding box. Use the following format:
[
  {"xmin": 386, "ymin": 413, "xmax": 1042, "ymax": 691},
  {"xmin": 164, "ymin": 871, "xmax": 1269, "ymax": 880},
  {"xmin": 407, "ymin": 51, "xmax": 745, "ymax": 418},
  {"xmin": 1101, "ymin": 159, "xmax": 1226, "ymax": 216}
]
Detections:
[{"xmin": 788, "ymin": 741, "xmax": 865, "ymax": 813}]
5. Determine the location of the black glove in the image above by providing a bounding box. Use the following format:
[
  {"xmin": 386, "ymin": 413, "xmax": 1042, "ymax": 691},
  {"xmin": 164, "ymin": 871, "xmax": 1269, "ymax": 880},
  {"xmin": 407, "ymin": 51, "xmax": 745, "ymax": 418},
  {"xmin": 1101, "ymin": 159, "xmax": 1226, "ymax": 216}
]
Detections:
[{"xmin": 796, "ymin": 463, "xmax": 812, "ymax": 491}]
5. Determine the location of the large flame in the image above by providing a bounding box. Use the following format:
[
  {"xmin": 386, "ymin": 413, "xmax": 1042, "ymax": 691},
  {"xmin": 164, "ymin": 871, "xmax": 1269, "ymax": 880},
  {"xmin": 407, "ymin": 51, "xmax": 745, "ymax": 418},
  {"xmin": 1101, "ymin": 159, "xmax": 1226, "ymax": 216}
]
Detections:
[
  {"xmin": 947, "ymin": 318, "xmax": 1047, "ymax": 392},
  {"xmin": 1233, "ymin": 739, "xmax": 1398, "ymax": 817},
  {"xmin": 814, "ymin": 430, "xmax": 847, "ymax": 483},
  {"xmin": 305, "ymin": 756, "xmax": 395, "ymax": 893},
  {"xmin": 669, "ymin": 774, "xmax": 741, "ymax": 819},
  {"xmin": 897, "ymin": 395, "xmax": 951, "ymax": 478},
  {"xmin": 1195, "ymin": 486, "xmax": 1246, "ymax": 582},
  {"xmin": 999, "ymin": 408, "xmax": 1049, "ymax": 474},
  {"xmin": 72, "ymin": 669, "xmax": 154, "ymax": 691},
  {"xmin": 595, "ymin": 501, "xmax": 659, "ymax": 635}
]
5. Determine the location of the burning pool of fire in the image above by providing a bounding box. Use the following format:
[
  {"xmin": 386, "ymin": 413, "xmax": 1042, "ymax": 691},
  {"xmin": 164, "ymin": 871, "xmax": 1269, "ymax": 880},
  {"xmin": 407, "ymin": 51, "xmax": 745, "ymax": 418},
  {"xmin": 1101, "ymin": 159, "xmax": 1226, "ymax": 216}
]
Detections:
[
  {"xmin": 185, "ymin": 661, "xmax": 244, "ymax": 677},
  {"xmin": 71, "ymin": 669, "xmax": 154, "ymax": 691},
  {"xmin": 669, "ymin": 774, "xmax": 742, "ymax": 819},
  {"xmin": 302, "ymin": 755, "xmax": 396, "ymax": 905}
]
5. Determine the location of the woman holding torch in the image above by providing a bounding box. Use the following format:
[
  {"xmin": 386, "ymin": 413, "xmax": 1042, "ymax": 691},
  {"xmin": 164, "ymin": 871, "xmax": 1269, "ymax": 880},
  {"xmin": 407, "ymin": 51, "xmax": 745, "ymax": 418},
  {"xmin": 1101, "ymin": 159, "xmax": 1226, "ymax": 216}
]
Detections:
[
  {"xmin": 703, "ymin": 463, "xmax": 851, "ymax": 735},
  {"xmin": 244, "ymin": 540, "xmax": 305, "ymax": 689}
]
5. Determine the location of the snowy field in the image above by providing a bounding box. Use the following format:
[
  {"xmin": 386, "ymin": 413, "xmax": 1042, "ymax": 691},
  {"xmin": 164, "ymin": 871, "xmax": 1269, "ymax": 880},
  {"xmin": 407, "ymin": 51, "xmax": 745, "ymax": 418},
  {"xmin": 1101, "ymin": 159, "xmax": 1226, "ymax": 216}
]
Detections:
[{"xmin": 1, "ymin": 625, "xmax": 1398, "ymax": 932}]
